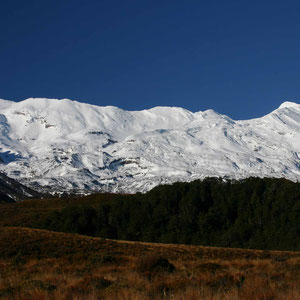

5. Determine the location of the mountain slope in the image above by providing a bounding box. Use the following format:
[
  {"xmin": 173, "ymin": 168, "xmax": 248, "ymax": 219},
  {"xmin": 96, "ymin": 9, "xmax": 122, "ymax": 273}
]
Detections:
[
  {"xmin": 0, "ymin": 98, "xmax": 299, "ymax": 193},
  {"xmin": 0, "ymin": 172, "xmax": 39, "ymax": 202}
]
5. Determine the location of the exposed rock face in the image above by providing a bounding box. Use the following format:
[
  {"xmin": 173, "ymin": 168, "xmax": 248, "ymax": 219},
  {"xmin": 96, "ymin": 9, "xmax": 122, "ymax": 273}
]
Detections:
[{"xmin": 0, "ymin": 172, "xmax": 39, "ymax": 202}]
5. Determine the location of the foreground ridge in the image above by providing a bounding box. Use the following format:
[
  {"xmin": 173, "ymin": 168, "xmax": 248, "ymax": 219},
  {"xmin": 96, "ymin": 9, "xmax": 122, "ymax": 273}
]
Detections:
[
  {"xmin": 0, "ymin": 98, "xmax": 300, "ymax": 193},
  {"xmin": 1, "ymin": 227, "xmax": 299, "ymax": 259},
  {"xmin": 0, "ymin": 227, "xmax": 300, "ymax": 300}
]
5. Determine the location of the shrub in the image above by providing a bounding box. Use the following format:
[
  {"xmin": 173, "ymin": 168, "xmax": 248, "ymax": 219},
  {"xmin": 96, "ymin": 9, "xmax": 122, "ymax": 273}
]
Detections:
[
  {"xmin": 196, "ymin": 262, "xmax": 228, "ymax": 274},
  {"xmin": 135, "ymin": 254, "xmax": 175, "ymax": 275},
  {"xmin": 20, "ymin": 280, "xmax": 56, "ymax": 291},
  {"xmin": 11, "ymin": 252, "xmax": 26, "ymax": 267},
  {"xmin": 87, "ymin": 253, "xmax": 117, "ymax": 266},
  {"xmin": 68, "ymin": 276, "xmax": 112, "ymax": 293}
]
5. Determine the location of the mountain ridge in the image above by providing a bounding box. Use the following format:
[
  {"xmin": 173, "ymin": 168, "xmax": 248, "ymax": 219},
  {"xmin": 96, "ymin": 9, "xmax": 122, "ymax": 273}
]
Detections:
[
  {"xmin": 0, "ymin": 171, "xmax": 39, "ymax": 202},
  {"xmin": 0, "ymin": 97, "xmax": 299, "ymax": 193}
]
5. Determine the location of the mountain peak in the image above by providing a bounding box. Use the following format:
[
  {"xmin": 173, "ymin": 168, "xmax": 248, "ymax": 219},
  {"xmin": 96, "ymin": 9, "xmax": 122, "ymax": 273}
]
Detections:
[{"xmin": 278, "ymin": 101, "xmax": 300, "ymax": 110}]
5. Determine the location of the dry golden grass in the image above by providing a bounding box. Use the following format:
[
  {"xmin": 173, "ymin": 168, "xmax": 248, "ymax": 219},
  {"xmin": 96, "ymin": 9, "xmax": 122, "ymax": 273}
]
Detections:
[{"xmin": 0, "ymin": 227, "xmax": 299, "ymax": 299}]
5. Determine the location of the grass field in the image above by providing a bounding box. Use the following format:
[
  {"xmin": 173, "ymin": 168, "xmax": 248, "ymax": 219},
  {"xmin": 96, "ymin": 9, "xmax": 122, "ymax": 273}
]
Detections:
[{"xmin": 0, "ymin": 227, "xmax": 300, "ymax": 299}]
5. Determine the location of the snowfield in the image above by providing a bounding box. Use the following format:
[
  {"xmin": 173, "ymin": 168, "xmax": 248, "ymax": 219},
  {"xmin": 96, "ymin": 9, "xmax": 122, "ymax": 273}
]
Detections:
[{"xmin": 0, "ymin": 97, "xmax": 300, "ymax": 193}]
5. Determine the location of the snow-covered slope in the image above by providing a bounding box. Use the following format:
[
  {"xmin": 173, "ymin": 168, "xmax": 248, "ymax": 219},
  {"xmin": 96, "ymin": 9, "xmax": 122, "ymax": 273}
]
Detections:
[{"xmin": 0, "ymin": 98, "xmax": 300, "ymax": 193}]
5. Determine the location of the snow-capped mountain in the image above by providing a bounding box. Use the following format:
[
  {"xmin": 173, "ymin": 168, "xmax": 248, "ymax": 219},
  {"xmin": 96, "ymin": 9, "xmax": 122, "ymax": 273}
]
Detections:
[{"xmin": 0, "ymin": 98, "xmax": 300, "ymax": 193}]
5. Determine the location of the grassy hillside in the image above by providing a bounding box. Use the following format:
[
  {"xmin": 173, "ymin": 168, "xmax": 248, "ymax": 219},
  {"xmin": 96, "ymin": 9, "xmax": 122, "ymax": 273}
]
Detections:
[
  {"xmin": 0, "ymin": 193, "xmax": 122, "ymax": 228},
  {"xmin": 0, "ymin": 227, "xmax": 300, "ymax": 299}
]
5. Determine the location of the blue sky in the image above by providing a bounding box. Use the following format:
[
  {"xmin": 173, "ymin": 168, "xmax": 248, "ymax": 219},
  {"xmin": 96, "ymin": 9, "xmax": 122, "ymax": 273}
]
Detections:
[{"xmin": 1, "ymin": 0, "xmax": 300, "ymax": 119}]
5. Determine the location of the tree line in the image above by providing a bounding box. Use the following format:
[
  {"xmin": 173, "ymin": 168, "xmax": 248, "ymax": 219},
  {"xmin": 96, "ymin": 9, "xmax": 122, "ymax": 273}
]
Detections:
[{"xmin": 34, "ymin": 177, "xmax": 300, "ymax": 251}]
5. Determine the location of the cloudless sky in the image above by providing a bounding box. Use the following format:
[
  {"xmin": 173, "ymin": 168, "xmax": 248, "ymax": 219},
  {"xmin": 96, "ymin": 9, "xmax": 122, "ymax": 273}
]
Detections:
[{"xmin": 1, "ymin": 0, "xmax": 300, "ymax": 119}]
